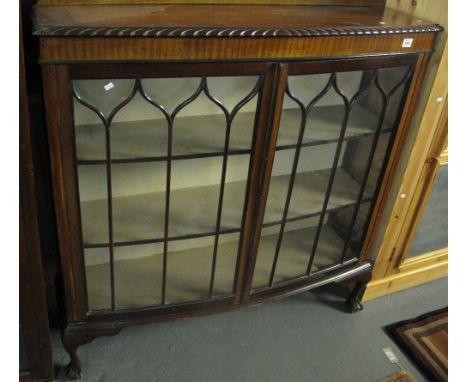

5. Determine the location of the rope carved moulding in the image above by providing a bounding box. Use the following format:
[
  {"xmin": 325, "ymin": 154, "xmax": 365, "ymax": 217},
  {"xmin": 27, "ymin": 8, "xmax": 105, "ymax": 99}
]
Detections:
[{"xmin": 33, "ymin": 25, "xmax": 443, "ymax": 38}]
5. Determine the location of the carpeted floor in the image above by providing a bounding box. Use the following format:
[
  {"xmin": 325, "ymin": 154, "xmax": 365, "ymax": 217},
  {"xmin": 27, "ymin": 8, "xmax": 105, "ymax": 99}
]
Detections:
[
  {"xmin": 50, "ymin": 277, "xmax": 448, "ymax": 382},
  {"xmin": 385, "ymin": 307, "xmax": 448, "ymax": 382}
]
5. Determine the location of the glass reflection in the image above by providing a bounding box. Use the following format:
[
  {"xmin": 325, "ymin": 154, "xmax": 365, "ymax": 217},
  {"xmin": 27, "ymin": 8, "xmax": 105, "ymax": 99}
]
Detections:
[
  {"xmin": 253, "ymin": 66, "xmax": 411, "ymax": 290},
  {"xmin": 74, "ymin": 75, "xmax": 261, "ymax": 310}
]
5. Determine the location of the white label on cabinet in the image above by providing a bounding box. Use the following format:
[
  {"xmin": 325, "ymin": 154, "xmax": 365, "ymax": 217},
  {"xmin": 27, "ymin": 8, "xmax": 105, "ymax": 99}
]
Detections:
[
  {"xmin": 402, "ymin": 38, "xmax": 413, "ymax": 48},
  {"xmin": 104, "ymin": 82, "xmax": 115, "ymax": 91}
]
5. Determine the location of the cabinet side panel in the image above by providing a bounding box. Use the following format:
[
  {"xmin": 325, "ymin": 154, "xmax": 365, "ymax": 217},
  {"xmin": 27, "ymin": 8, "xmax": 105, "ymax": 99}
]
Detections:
[
  {"xmin": 20, "ymin": 17, "xmax": 54, "ymax": 377},
  {"xmin": 42, "ymin": 65, "xmax": 88, "ymax": 321}
]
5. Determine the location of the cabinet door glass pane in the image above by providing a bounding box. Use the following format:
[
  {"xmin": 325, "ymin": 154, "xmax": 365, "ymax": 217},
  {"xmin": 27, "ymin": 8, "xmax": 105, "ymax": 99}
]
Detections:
[
  {"xmin": 252, "ymin": 65, "xmax": 412, "ymax": 290},
  {"xmin": 407, "ymin": 165, "xmax": 448, "ymax": 258},
  {"xmin": 73, "ymin": 75, "xmax": 262, "ymax": 310}
]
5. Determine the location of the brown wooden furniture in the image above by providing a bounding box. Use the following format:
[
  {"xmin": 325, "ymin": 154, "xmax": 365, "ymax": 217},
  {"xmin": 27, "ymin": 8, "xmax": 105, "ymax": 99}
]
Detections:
[
  {"xmin": 31, "ymin": 2, "xmax": 441, "ymax": 379},
  {"xmin": 20, "ymin": 2, "xmax": 54, "ymax": 380}
]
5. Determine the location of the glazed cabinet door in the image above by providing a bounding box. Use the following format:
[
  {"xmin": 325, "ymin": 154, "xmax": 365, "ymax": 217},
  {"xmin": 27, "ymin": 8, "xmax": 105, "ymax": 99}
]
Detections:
[
  {"xmin": 48, "ymin": 63, "xmax": 274, "ymax": 316},
  {"xmin": 247, "ymin": 56, "xmax": 418, "ymax": 298}
]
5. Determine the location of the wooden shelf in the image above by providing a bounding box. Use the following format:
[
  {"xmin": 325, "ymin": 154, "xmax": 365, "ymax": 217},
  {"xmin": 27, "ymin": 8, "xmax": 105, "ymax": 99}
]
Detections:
[
  {"xmin": 85, "ymin": 234, "xmax": 240, "ymax": 310},
  {"xmin": 263, "ymin": 167, "xmax": 371, "ymax": 228},
  {"xmin": 85, "ymin": 224, "xmax": 349, "ymax": 310},
  {"xmin": 81, "ymin": 167, "xmax": 368, "ymax": 248},
  {"xmin": 252, "ymin": 224, "xmax": 354, "ymax": 289},
  {"xmin": 75, "ymin": 104, "xmax": 389, "ymax": 164},
  {"xmin": 76, "ymin": 111, "xmax": 254, "ymax": 164},
  {"xmin": 277, "ymin": 104, "xmax": 391, "ymax": 150}
]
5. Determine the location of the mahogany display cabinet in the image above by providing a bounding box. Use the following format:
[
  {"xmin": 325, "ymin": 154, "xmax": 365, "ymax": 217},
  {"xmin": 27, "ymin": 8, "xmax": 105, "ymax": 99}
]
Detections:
[{"xmin": 32, "ymin": 2, "xmax": 441, "ymax": 379}]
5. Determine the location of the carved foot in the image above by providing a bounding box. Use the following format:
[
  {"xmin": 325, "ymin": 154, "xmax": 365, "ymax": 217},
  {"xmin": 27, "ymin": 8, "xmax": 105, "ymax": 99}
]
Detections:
[
  {"xmin": 346, "ymin": 281, "xmax": 366, "ymax": 313},
  {"xmin": 62, "ymin": 322, "xmax": 122, "ymax": 380},
  {"xmin": 65, "ymin": 357, "xmax": 82, "ymax": 380},
  {"xmin": 64, "ymin": 343, "xmax": 82, "ymax": 380},
  {"xmin": 345, "ymin": 262, "xmax": 372, "ymax": 313}
]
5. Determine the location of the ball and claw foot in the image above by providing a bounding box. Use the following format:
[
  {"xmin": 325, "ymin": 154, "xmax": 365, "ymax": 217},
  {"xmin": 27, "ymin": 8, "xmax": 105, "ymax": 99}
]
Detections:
[
  {"xmin": 62, "ymin": 323, "xmax": 121, "ymax": 380},
  {"xmin": 346, "ymin": 280, "xmax": 367, "ymax": 314},
  {"xmin": 347, "ymin": 298, "xmax": 364, "ymax": 313},
  {"xmin": 64, "ymin": 349, "xmax": 82, "ymax": 380},
  {"xmin": 65, "ymin": 361, "xmax": 82, "ymax": 380}
]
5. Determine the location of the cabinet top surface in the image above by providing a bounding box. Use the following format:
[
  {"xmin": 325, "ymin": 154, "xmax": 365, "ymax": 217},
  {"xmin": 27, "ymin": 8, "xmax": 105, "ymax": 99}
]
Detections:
[{"xmin": 33, "ymin": 5, "xmax": 442, "ymax": 38}]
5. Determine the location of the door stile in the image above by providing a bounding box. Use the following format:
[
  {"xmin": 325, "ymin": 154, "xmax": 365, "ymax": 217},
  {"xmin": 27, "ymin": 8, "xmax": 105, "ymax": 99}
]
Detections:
[
  {"xmin": 239, "ymin": 63, "xmax": 289, "ymax": 303},
  {"xmin": 232, "ymin": 64, "xmax": 276, "ymax": 303},
  {"xmin": 41, "ymin": 64, "xmax": 89, "ymax": 321},
  {"xmin": 359, "ymin": 53, "xmax": 432, "ymax": 261}
]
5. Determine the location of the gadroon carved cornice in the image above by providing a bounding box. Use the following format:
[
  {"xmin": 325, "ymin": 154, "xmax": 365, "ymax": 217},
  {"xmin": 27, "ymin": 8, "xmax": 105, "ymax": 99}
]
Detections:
[{"xmin": 33, "ymin": 24, "xmax": 442, "ymax": 38}]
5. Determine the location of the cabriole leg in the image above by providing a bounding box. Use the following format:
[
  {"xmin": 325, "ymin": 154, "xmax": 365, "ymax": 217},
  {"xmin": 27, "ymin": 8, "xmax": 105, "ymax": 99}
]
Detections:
[
  {"xmin": 346, "ymin": 280, "xmax": 367, "ymax": 313},
  {"xmin": 346, "ymin": 266, "xmax": 372, "ymax": 313},
  {"xmin": 65, "ymin": 348, "xmax": 82, "ymax": 380},
  {"xmin": 62, "ymin": 323, "xmax": 122, "ymax": 380},
  {"xmin": 63, "ymin": 332, "xmax": 82, "ymax": 380}
]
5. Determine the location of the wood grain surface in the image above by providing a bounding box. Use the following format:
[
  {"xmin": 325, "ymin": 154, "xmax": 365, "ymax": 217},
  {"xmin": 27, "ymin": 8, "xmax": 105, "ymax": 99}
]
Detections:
[
  {"xmin": 36, "ymin": 1, "xmax": 386, "ymax": 8},
  {"xmin": 33, "ymin": 4, "xmax": 440, "ymax": 36},
  {"xmin": 39, "ymin": 33, "xmax": 437, "ymax": 62}
]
